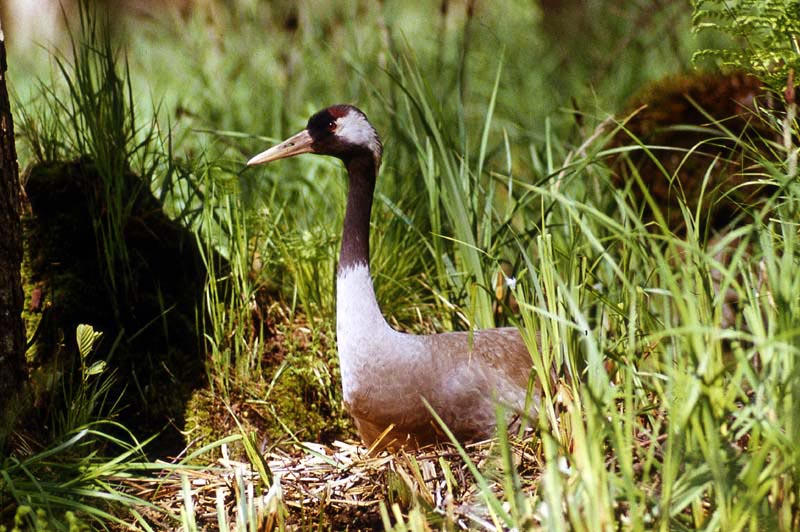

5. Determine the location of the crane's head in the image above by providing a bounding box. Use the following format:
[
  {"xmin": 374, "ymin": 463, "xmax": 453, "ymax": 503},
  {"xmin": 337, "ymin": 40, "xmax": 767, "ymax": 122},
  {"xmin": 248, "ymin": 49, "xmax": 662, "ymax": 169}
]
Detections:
[{"xmin": 247, "ymin": 104, "xmax": 382, "ymax": 170}]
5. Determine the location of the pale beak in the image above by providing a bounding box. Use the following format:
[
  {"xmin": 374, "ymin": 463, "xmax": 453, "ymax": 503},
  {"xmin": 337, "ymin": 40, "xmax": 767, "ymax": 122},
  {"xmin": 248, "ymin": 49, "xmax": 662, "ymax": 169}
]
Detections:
[{"xmin": 247, "ymin": 129, "xmax": 315, "ymax": 166}]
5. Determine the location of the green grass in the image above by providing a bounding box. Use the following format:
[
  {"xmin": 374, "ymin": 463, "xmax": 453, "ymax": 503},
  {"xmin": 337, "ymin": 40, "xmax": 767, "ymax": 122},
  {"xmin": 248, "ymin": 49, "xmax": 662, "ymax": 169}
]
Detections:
[
  {"xmin": 1, "ymin": 324, "xmax": 160, "ymax": 530},
  {"xmin": 4, "ymin": 0, "xmax": 800, "ymax": 529}
]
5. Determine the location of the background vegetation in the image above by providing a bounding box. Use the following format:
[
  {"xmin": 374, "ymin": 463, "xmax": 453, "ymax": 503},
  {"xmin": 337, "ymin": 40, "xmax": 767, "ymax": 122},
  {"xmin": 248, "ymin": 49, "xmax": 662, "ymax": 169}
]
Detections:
[{"xmin": 2, "ymin": 0, "xmax": 799, "ymax": 530}]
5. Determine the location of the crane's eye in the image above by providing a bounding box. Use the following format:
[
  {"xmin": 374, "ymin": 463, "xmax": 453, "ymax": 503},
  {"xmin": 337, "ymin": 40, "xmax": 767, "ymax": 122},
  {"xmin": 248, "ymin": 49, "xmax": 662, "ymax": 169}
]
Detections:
[{"xmin": 327, "ymin": 120, "xmax": 337, "ymax": 132}]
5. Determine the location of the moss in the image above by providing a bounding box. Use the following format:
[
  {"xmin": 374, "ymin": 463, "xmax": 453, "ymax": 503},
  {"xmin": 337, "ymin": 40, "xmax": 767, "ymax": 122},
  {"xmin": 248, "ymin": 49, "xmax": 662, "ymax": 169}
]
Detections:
[
  {"xmin": 260, "ymin": 315, "xmax": 352, "ymax": 443},
  {"xmin": 182, "ymin": 388, "xmax": 227, "ymax": 460},
  {"xmin": 183, "ymin": 311, "xmax": 354, "ymax": 459},
  {"xmin": 264, "ymin": 344, "xmax": 351, "ymax": 443}
]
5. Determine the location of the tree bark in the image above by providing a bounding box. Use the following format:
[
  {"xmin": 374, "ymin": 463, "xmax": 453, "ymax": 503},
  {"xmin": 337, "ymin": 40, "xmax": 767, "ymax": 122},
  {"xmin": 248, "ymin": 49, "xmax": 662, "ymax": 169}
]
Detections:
[{"xmin": 0, "ymin": 18, "xmax": 27, "ymax": 443}]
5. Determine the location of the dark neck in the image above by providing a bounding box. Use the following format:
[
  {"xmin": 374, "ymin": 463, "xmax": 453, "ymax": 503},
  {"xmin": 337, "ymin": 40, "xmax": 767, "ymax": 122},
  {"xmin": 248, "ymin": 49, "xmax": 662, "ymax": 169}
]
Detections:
[{"xmin": 339, "ymin": 155, "xmax": 377, "ymax": 272}]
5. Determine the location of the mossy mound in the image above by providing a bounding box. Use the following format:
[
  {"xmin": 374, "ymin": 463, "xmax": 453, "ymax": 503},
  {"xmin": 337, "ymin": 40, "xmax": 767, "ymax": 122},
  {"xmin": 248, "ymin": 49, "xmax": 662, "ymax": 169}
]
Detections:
[
  {"xmin": 184, "ymin": 309, "xmax": 354, "ymax": 461},
  {"xmin": 612, "ymin": 70, "xmax": 777, "ymax": 232},
  {"xmin": 22, "ymin": 158, "xmax": 210, "ymax": 455}
]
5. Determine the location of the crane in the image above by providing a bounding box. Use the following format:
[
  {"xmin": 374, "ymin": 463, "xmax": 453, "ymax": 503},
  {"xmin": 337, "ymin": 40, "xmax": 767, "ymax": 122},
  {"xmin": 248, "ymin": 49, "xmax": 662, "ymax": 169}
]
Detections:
[{"xmin": 248, "ymin": 105, "xmax": 538, "ymax": 449}]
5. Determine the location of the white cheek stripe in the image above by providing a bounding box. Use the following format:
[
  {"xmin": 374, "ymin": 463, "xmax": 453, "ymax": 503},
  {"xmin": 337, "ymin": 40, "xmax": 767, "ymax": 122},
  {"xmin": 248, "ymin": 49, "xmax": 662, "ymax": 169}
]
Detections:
[{"xmin": 336, "ymin": 112, "xmax": 382, "ymax": 163}]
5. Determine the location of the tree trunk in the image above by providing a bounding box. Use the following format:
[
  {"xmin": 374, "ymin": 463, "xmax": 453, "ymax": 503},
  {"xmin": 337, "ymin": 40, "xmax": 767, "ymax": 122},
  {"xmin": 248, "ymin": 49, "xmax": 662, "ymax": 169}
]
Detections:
[{"xmin": 0, "ymin": 18, "xmax": 27, "ymax": 444}]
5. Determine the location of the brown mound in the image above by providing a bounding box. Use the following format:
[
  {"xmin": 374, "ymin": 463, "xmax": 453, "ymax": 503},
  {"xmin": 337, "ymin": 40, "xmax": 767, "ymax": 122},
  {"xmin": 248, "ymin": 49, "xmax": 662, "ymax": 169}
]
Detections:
[{"xmin": 611, "ymin": 71, "xmax": 778, "ymax": 232}]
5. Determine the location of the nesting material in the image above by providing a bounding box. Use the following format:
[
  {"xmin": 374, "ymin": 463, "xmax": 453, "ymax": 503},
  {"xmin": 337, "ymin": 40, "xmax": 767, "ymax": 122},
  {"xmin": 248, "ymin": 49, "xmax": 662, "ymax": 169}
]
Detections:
[{"xmin": 123, "ymin": 436, "xmax": 542, "ymax": 530}]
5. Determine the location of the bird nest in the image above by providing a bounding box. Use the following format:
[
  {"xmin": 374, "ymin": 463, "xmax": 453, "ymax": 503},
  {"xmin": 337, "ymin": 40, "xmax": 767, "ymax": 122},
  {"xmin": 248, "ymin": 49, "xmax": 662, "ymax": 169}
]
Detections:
[{"xmin": 122, "ymin": 436, "xmax": 543, "ymax": 530}]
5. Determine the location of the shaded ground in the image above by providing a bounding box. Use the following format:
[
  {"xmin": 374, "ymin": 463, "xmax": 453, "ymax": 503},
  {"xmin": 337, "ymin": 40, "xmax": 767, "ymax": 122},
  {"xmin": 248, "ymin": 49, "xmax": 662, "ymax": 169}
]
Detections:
[{"xmin": 22, "ymin": 158, "xmax": 209, "ymax": 456}]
